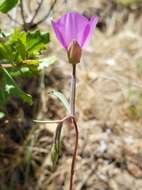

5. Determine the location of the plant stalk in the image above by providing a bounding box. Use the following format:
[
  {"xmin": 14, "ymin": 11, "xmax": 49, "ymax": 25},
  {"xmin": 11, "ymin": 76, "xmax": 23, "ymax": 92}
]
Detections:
[
  {"xmin": 69, "ymin": 64, "xmax": 78, "ymax": 190},
  {"xmin": 69, "ymin": 117, "xmax": 79, "ymax": 190},
  {"xmin": 70, "ymin": 64, "xmax": 76, "ymax": 116}
]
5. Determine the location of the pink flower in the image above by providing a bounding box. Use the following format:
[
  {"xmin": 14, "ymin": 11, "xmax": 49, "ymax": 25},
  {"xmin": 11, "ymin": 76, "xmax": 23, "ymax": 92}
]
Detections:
[{"xmin": 52, "ymin": 12, "xmax": 99, "ymax": 50}]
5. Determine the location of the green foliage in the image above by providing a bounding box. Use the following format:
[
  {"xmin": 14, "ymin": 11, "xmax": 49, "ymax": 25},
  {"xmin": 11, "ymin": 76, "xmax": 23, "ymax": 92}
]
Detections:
[
  {"xmin": 26, "ymin": 30, "xmax": 50, "ymax": 56},
  {"xmin": 2, "ymin": 67, "xmax": 32, "ymax": 105},
  {"xmin": 0, "ymin": 0, "xmax": 19, "ymax": 13},
  {"xmin": 0, "ymin": 28, "xmax": 55, "ymax": 116},
  {"xmin": 0, "ymin": 28, "xmax": 50, "ymax": 64}
]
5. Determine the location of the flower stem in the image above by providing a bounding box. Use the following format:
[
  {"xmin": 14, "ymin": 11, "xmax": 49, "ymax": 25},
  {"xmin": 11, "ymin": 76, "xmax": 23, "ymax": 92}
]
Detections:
[
  {"xmin": 70, "ymin": 64, "xmax": 76, "ymax": 116},
  {"xmin": 69, "ymin": 64, "xmax": 78, "ymax": 190},
  {"xmin": 69, "ymin": 117, "xmax": 79, "ymax": 190}
]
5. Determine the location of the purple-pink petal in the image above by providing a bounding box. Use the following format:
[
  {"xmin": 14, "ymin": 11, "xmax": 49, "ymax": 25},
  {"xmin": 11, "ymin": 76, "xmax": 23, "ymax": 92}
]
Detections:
[
  {"xmin": 52, "ymin": 21, "xmax": 67, "ymax": 49},
  {"xmin": 52, "ymin": 12, "xmax": 99, "ymax": 49},
  {"xmin": 81, "ymin": 16, "xmax": 99, "ymax": 48}
]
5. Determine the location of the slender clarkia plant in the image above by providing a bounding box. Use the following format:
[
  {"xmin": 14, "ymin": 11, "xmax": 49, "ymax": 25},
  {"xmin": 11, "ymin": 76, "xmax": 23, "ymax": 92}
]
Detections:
[{"xmin": 35, "ymin": 11, "xmax": 98, "ymax": 190}]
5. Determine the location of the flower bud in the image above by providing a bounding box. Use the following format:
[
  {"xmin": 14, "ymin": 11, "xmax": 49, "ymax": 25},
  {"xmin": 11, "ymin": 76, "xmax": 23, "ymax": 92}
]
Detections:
[{"xmin": 67, "ymin": 41, "xmax": 82, "ymax": 64}]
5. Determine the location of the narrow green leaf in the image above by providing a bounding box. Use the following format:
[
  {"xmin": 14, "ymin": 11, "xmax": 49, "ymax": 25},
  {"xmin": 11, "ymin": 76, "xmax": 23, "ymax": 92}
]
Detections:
[
  {"xmin": 51, "ymin": 123, "xmax": 62, "ymax": 169},
  {"xmin": 0, "ymin": 0, "xmax": 19, "ymax": 13},
  {"xmin": 50, "ymin": 90, "xmax": 70, "ymax": 113},
  {"xmin": 33, "ymin": 119, "xmax": 59, "ymax": 123}
]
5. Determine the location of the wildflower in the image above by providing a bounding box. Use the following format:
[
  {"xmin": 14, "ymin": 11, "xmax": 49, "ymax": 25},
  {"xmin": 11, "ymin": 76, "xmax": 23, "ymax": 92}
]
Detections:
[{"xmin": 52, "ymin": 12, "xmax": 98, "ymax": 64}]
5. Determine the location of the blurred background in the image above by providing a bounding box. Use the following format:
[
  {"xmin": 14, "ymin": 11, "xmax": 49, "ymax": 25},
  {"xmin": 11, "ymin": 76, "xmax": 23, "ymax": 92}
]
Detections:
[{"xmin": 0, "ymin": 0, "xmax": 142, "ymax": 189}]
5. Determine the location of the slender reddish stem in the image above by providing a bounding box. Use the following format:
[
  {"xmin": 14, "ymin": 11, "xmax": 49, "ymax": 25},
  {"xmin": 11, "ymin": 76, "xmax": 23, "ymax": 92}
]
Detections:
[
  {"xmin": 69, "ymin": 117, "xmax": 79, "ymax": 190},
  {"xmin": 69, "ymin": 64, "xmax": 79, "ymax": 190}
]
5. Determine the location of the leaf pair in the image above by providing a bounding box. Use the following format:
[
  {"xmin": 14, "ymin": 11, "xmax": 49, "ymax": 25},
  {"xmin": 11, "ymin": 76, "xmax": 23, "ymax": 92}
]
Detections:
[{"xmin": 34, "ymin": 90, "xmax": 70, "ymax": 167}]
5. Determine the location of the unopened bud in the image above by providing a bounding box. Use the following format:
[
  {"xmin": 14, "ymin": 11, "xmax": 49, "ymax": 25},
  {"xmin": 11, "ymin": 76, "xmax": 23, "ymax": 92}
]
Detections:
[{"xmin": 67, "ymin": 41, "xmax": 82, "ymax": 64}]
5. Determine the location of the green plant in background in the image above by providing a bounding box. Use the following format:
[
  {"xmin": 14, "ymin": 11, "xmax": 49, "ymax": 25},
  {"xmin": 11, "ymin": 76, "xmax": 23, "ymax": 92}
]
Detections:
[
  {"xmin": 0, "ymin": 0, "xmax": 57, "ymax": 118},
  {"xmin": 0, "ymin": 28, "xmax": 54, "ymax": 116}
]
